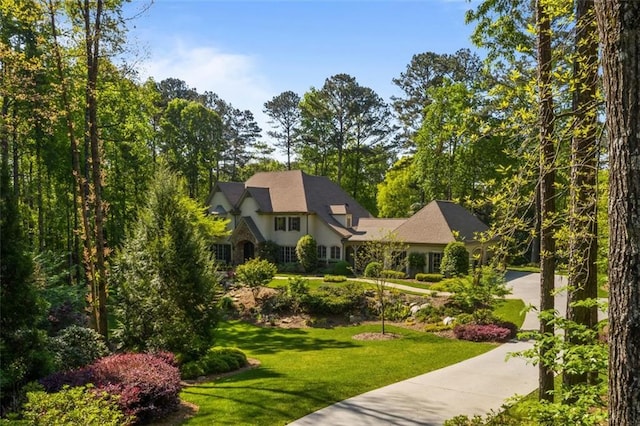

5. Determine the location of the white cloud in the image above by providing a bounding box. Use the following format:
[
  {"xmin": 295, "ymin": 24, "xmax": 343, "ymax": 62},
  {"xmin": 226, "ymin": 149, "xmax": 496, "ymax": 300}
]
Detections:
[{"xmin": 137, "ymin": 41, "xmax": 275, "ymax": 135}]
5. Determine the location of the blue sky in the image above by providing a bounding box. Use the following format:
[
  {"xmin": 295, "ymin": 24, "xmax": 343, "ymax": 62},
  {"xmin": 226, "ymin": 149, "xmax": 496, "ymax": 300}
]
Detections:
[{"xmin": 125, "ymin": 0, "xmax": 481, "ymax": 138}]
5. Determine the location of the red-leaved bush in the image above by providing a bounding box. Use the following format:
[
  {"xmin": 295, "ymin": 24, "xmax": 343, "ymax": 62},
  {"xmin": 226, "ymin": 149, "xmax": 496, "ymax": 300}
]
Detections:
[
  {"xmin": 40, "ymin": 353, "xmax": 181, "ymax": 424},
  {"xmin": 92, "ymin": 353, "xmax": 182, "ymax": 422},
  {"xmin": 453, "ymin": 324, "xmax": 513, "ymax": 342}
]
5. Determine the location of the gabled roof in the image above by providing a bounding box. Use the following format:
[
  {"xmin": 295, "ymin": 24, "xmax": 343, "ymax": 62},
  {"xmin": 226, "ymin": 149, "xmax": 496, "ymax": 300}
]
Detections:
[
  {"xmin": 208, "ymin": 170, "xmax": 373, "ymax": 239},
  {"xmin": 206, "ymin": 181, "xmax": 244, "ymax": 207},
  {"xmin": 393, "ymin": 200, "xmax": 488, "ymax": 245}
]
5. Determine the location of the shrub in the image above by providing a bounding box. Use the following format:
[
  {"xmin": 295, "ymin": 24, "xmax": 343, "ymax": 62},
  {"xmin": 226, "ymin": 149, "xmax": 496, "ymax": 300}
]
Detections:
[
  {"xmin": 440, "ymin": 242, "xmax": 470, "ymax": 277},
  {"xmin": 415, "ymin": 273, "xmax": 443, "ymax": 282},
  {"xmin": 453, "ymin": 324, "xmax": 512, "ymax": 342},
  {"xmin": 23, "ymin": 384, "xmax": 131, "ymax": 426},
  {"xmin": 323, "ymin": 275, "xmax": 347, "ymax": 283},
  {"xmin": 235, "ymin": 258, "xmax": 278, "ymax": 296},
  {"xmin": 385, "ymin": 301, "xmax": 411, "ymax": 321},
  {"xmin": 304, "ymin": 285, "xmax": 368, "ymax": 316},
  {"xmin": 415, "ymin": 305, "xmax": 444, "ymax": 323},
  {"xmin": 256, "ymin": 240, "xmax": 279, "ymax": 264},
  {"xmin": 91, "ymin": 353, "xmax": 181, "ymax": 423},
  {"xmin": 330, "ymin": 260, "xmax": 352, "ymax": 276},
  {"xmin": 40, "ymin": 353, "xmax": 181, "ymax": 424},
  {"xmin": 381, "ymin": 270, "xmax": 406, "ymax": 279},
  {"xmin": 180, "ymin": 347, "xmax": 248, "ymax": 380},
  {"xmin": 448, "ymin": 267, "xmax": 510, "ymax": 312},
  {"xmin": 408, "ymin": 252, "xmax": 426, "ymax": 269},
  {"xmin": 295, "ymin": 235, "xmax": 318, "ymax": 272},
  {"xmin": 49, "ymin": 326, "xmax": 109, "ymax": 372},
  {"xmin": 364, "ymin": 262, "xmax": 383, "ymax": 278}
]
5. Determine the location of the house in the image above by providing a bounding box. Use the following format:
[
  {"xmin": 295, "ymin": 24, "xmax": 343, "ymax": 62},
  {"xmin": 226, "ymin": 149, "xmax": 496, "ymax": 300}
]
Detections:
[
  {"xmin": 207, "ymin": 170, "xmax": 490, "ymax": 272},
  {"xmin": 347, "ymin": 200, "xmax": 490, "ymax": 273},
  {"xmin": 206, "ymin": 170, "xmax": 372, "ymax": 265}
]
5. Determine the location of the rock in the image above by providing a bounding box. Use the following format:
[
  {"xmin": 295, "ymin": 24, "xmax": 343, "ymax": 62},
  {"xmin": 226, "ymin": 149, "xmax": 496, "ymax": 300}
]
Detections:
[{"xmin": 443, "ymin": 316, "xmax": 455, "ymax": 326}]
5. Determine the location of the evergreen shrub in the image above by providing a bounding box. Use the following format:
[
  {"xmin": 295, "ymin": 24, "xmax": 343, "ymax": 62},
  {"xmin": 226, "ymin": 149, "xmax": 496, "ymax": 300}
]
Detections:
[
  {"xmin": 415, "ymin": 273, "xmax": 443, "ymax": 282},
  {"xmin": 440, "ymin": 242, "xmax": 470, "ymax": 277},
  {"xmin": 364, "ymin": 262, "xmax": 382, "ymax": 278}
]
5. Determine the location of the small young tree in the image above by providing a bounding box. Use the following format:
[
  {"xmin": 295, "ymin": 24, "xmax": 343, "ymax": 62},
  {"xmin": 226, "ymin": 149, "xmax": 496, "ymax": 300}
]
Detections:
[
  {"xmin": 235, "ymin": 258, "xmax": 278, "ymax": 303},
  {"xmin": 111, "ymin": 167, "xmax": 228, "ymax": 360},
  {"xmin": 440, "ymin": 241, "xmax": 470, "ymax": 277},
  {"xmin": 354, "ymin": 231, "xmax": 408, "ymax": 334},
  {"xmin": 296, "ymin": 235, "xmax": 318, "ymax": 272}
]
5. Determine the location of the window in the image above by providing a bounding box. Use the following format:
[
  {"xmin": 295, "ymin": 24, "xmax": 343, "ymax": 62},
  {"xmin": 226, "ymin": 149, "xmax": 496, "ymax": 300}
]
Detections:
[
  {"xmin": 317, "ymin": 245, "xmax": 327, "ymax": 259},
  {"xmin": 279, "ymin": 246, "xmax": 298, "ymax": 263},
  {"xmin": 274, "ymin": 217, "xmax": 286, "ymax": 231},
  {"xmin": 288, "ymin": 216, "xmax": 300, "ymax": 231},
  {"xmin": 213, "ymin": 244, "xmax": 231, "ymax": 264},
  {"xmin": 346, "ymin": 215, "xmax": 352, "ymax": 228},
  {"xmin": 330, "ymin": 246, "xmax": 341, "ymax": 260},
  {"xmin": 430, "ymin": 252, "xmax": 442, "ymax": 273}
]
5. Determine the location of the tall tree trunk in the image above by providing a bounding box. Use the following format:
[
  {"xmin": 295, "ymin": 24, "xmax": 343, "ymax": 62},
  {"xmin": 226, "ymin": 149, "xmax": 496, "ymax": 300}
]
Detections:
[
  {"xmin": 564, "ymin": 0, "xmax": 600, "ymax": 392},
  {"xmin": 83, "ymin": 0, "xmax": 108, "ymax": 338},
  {"xmin": 595, "ymin": 1, "xmax": 640, "ymax": 424},
  {"xmin": 536, "ymin": 0, "xmax": 556, "ymax": 403},
  {"xmin": 46, "ymin": 0, "xmax": 97, "ymax": 332}
]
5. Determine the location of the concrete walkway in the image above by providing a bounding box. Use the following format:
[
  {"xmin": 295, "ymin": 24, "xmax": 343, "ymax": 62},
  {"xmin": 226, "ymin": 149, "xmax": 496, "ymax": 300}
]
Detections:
[{"xmin": 288, "ymin": 272, "xmax": 562, "ymax": 426}]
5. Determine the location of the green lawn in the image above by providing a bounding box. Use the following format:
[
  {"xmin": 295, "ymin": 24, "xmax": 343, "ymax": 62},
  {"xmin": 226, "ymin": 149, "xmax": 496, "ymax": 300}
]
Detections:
[
  {"xmin": 494, "ymin": 298, "xmax": 527, "ymax": 328},
  {"xmin": 180, "ymin": 321, "xmax": 495, "ymax": 425}
]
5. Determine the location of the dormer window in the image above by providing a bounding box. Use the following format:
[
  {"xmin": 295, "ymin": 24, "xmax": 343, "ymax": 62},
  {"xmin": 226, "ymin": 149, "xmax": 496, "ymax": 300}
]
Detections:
[{"xmin": 346, "ymin": 214, "xmax": 352, "ymax": 228}]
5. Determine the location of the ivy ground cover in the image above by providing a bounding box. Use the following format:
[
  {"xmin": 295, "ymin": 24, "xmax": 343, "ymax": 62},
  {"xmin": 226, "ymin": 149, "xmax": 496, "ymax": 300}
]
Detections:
[{"xmin": 180, "ymin": 321, "xmax": 494, "ymax": 425}]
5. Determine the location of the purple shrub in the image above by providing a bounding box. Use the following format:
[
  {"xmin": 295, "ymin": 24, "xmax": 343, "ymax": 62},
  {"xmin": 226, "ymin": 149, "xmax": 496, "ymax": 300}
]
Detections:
[
  {"xmin": 92, "ymin": 353, "xmax": 182, "ymax": 423},
  {"xmin": 39, "ymin": 352, "xmax": 181, "ymax": 424},
  {"xmin": 454, "ymin": 324, "xmax": 512, "ymax": 342},
  {"xmin": 40, "ymin": 367, "xmax": 94, "ymax": 392}
]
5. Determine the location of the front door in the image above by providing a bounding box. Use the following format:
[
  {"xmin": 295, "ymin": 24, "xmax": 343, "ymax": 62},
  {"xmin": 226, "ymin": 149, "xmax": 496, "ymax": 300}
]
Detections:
[{"xmin": 243, "ymin": 241, "xmax": 255, "ymax": 261}]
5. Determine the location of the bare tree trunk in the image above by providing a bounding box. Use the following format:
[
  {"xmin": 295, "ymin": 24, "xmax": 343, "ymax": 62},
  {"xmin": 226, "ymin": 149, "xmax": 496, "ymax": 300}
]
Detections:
[
  {"xmin": 46, "ymin": 0, "xmax": 96, "ymax": 322},
  {"xmin": 595, "ymin": 1, "xmax": 640, "ymax": 424},
  {"xmin": 536, "ymin": 0, "xmax": 556, "ymax": 403},
  {"xmin": 82, "ymin": 0, "xmax": 108, "ymax": 338}
]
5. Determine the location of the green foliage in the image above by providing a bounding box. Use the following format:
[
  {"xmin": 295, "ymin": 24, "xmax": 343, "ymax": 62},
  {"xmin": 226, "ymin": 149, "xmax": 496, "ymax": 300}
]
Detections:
[
  {"xmin": 235, "ymin": 258, "xmax": 278, "ymax": 299},
  {"xmin": 180, "ymin": 347, "xmax": 248, "ymax": 380},
  {"xmin": 511, "ymin": 302, "xmax": 608, "ymax": 425},
  {"xmin": 364, "ymin": 262, "xmax": 383, "ymax": 278},
  {"xmin": 448, "ymin": 267, "xmax": 510, "ymax": 312},
  {"xmin": 330, "ymin": 260, "xmax": 352, "ymax": 276},
  {"xmin": 111, "ymin": 167, "xmax": 224, "ymax": 360},
  {"xmin": 323, "ymin": 275, "xmax": 347, "ymax": 283},
  {"xmin": 257, "ymin": 240, "xmax": 280, "ymax": 264},
  {"xmin": 376, "ymin": 157, "xmax": 423, "ymax": 218},
  {"xmin": 49, "ymin": 326, "xmax": 109, "ymax": 372},
  {"xmin": 440, "ymin": 242, "xmax": 470, "ymax": 277},
  {"xmin": 295, "ymin": 235, "xmax": 318, "ymax": 272},
  {"xmin": 381, "ymin": 270, "xmax": 407, "ymax": 279},
  {"xmin": 408, "ymin": 252, "xmax": 426, "ymax": 268},
  {"xmin": 23, "ymin": 385, "xmax": 131, "ymax": 426},
  {"xmin": 415, "ymin": 273, "xmax": 443, "ymax": 282},
  {"xmin": 0, "ymin": 162, "xmax": 52, "ymax": 403}
]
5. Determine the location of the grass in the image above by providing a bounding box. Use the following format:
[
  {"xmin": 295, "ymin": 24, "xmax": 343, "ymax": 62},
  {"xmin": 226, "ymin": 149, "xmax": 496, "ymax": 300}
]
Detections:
[
  {"xmin": 268, "ymin": 277, "xmax": 373, "ymax": 291},
  {"xmin": 494, "ymin": 299, "xmax": 527, "ymax": 328},
  {"xmin": 180, "ymin": 321, "xmax": 495, "ymax": 425}
]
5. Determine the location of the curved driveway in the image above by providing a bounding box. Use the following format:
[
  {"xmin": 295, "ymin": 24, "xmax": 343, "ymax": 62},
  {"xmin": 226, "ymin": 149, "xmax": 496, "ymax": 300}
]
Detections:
[{"xmin": 288, "ymin": 272, "xmax": 569, "ymax": 425}]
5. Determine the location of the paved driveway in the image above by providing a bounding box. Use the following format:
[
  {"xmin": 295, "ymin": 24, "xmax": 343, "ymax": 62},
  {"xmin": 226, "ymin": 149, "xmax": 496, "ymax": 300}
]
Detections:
[{"xmin": 289, "ymin": 272, "xmax": 567, "ymax": 426}]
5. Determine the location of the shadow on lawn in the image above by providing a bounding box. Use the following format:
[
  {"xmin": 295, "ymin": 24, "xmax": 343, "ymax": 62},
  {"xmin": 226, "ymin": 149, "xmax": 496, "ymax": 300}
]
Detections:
[
  {"xmin": 214, "ymin": 322, "xmax": 358, "ymax": 355},
  {"xmin": 182, "ymin": 367, "xmax": 341, "ymax": 423}
]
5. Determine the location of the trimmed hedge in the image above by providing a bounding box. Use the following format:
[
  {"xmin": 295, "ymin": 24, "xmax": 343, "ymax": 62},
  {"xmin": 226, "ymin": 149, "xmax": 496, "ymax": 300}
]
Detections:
[
  {"xmin": 180, "ymin": 347, "xmax": 248, "ymax": 380},
  {"xmin": 381, "ymin": 270, "xmax": 407, "ymax": 279},
  {"xmin": 323, "ymin": 275, "xmax": 347, "ymax": 283},
  {"xmin": 415, "ymin": 273, "xmax": 444, "ymax": 282}
]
